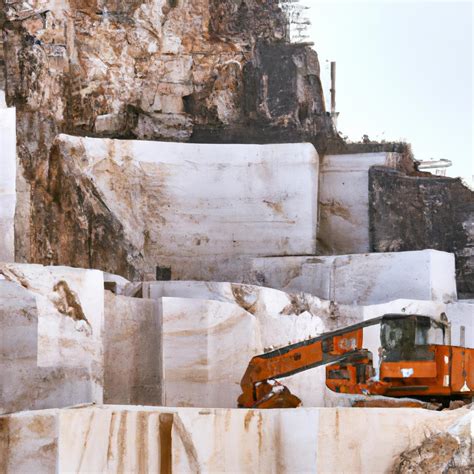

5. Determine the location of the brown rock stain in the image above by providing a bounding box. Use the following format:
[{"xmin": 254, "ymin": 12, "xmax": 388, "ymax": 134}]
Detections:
[
  {"xmin": 0, "ymin": 417, "xmax": 10, "ymax": 474},
  {"xmin": 77, "ymin": 411, "xmax": 95, "ymax": 472},
  {"xmin": 159, "ymin": 413, "xmax": 173, "ymax": 474},
  {"xmin": 53, "ymin": 280, "xmax": 91, "ymax": 327},
  {"xmin": 244, "ymin": 410, "xmax": 254, "ymax": 431},
  {"xmin": 106, "ymin": 412, "xmax": 117, "ymax": 464},
  {"xmin": 27, "ymin": 417, "xmax": 52, "ymax": 436},
  {"xmin": 231, "ymin": 284, "xmax": 258, "ymax": 315},
  {"xmin": 263, "ymin": 199, "xmax": 285, "ymax": 216},
  {"xmin": 257, "ymin": 412, "xmax": 263, "ymax": 451},
  {"xmin": 172, "ymin": 415, "xmax": 201, "ymax": 473},
  {"xmin": 320, "ymin": 200, "xmax": 352, "ymax": 221},
  {"xmin": 136, "ymin": 412, "xmax": 149, "ymax": 474},
  {"xmin": 116, "ymin": 411, "xmax": 128, "ymax": 474}
]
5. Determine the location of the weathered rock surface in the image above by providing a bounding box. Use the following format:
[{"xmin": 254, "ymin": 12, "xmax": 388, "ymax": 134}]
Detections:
[
  {"xmin": 391, "ymin": 410, "xmax": 474, "ymax": 473},
  {"xmin": 370, "ymin": 166, "xmax": 474, "ymax": 298},
  {"xmin": 0, "ymin": 405, "xmax": 470, "ymax": 474}
]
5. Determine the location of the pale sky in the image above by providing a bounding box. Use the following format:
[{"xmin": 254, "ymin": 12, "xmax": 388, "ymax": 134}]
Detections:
[{"xmin": 302, "ymin": 0, "xmax": 473, "ymax": 184}]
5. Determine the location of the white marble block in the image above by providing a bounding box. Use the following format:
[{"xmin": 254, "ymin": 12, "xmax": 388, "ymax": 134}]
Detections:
[
  {"xmin": 0, "ymin": 108, "xmax": 16, "ymax": 262},
  {"xmin": 104, "ymin": 292, "xmax": 163, "ymax": 406},
  {"xmin": 318, "ymin": 152, "xmax": 400, "ymax": 254},
  {"xmin": 446, "ymin": 300, "xmax": 474, "ymax": 348},
  {"xmin": 0, "ymin": 264, "xmax": 104, "ymax": 414},
  {"xmin": 160, "ymin": 296, "xmax": 263, "ymax": 408},
  {"xmin": 0, "ymin": 405, "xmax": 470, "ymax": 474},
  {"xmin": 56, "ymin": 135, "xmax": 319, "ymax": 280},
  {"xmin": 251, "ymin": 250, "xmax": 457, "ymax": 305}
]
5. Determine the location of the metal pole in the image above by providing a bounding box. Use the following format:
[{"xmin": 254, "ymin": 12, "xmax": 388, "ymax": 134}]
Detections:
[{"xmin": 330, "ymin": 61, "xmax": 336, "ymax": 116}]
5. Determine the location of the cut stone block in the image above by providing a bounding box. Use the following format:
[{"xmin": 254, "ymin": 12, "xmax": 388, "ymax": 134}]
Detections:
[
  {"xmin": 160, "ymin": 297, "xmax": 263, "ymax": 408},
  {"xmin": 144, "ymin": 281, "xmax": 332, "ymax": 347},
  {"xmin": 251, "ymin": 250, "xmax": 457, "ymax": 305},
  {"xmin": 318, "ymin": 152, "xmax": 401, "ymax": 255},
  {"xmin": 446, "ymin": 300, "xmax": 474, "ymax": 348},
  {"xmin": 0, "ymin": 264, "xmax": 104, "ymax": 414},
  {"xmin": 104, "ymin": 292, "xmax": 163, "ymax": 406},
  {"xmin": 0, "ymin": 405, "xmax": 470, "ymax": 474},
  {"xmin": 0, "ymin": 108, "xmax": 16, "ymax": 262},
  {"xmin": 53, "ymin": 135, "xmax": 320, "ymax": 280}
]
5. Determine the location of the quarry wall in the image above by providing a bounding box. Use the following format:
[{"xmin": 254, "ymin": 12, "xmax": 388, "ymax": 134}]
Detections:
[
  {"xmin": 370, "ymin": 166, "xmax": 474, "ymax": 298},
  {"xmin": 250, "ymin": 249, "xmax": 458, "ymax": 305},
  {"xmin": 318, "ymin": 152, "xmax": 402, "ymax": 255}
]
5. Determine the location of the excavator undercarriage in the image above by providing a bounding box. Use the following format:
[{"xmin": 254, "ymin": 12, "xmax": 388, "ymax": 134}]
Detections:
[{"xmin": 238, "ymin": 314, "xmax": 474, "ymax": 409}]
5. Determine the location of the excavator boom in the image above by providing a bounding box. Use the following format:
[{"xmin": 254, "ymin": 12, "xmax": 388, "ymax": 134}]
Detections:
[{"xmin": 238, "ymin": 316, "xmax": 386, "ymax": 408}]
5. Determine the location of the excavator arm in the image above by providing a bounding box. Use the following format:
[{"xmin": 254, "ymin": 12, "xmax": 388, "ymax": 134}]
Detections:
[{"xmin": 238, "ymin": 317, "xmax": 387, "ymax": 408}]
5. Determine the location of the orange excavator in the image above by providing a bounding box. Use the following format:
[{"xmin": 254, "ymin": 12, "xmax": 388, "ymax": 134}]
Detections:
[{"xmin": 238, "ymin": 314, "xmax": 474, "ymax": 408}]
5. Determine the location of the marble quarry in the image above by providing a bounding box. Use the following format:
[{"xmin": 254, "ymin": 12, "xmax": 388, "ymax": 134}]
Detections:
[{"xmin": 0, "ymin": 0, "xmax": 473, "ymax": 472}]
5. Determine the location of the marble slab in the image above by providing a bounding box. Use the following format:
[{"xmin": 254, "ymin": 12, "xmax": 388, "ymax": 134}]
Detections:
[
  {"xmin": 1, "ymin": 405, "xmax": 470, "ymax": 474},
  {"xmin": 250, "ymin": 250, "xmax": 457, "ymax": 305}
]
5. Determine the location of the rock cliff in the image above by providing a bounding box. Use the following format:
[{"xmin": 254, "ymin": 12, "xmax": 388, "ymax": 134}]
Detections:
[{"xmin": 1, "ymin": 0, "xmax": 335, "ymax": 272}]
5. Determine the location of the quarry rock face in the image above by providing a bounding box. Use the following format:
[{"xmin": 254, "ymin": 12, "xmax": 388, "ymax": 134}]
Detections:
[
  {"xmin": 1, "ymin": 0, "xmax": 334, "ymax": 267},
  {"xmin": 250, "ymin": 250, "xmax": 458, "ymax": 305}
]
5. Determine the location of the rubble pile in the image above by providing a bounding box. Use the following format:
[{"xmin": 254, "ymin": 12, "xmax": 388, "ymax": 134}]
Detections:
[{"xmin": 0, "ymin": 0, "xmax": 472, "ymax": 472}]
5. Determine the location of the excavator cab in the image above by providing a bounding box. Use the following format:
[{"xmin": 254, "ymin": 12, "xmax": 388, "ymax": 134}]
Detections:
[
  {"xmin": 380, "ymin": 315, "xmax": 446, "ymax": 362},
  {"xmin": 327, "ymin": 315, "xmax": 449, "ymax": 396}
]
